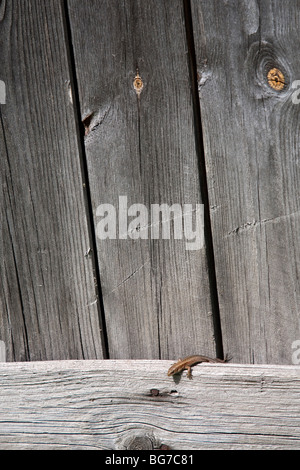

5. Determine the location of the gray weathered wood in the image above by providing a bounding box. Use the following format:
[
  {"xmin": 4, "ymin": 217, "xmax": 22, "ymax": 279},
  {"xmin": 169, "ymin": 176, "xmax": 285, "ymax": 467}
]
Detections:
[
  {"xmin": 0, "ymin": 360, "xmax": 300, "ymax": 449},
  {"xmin": 0, "ymin": 0, "xmax": 104, "ymax": 360},
  {"xmin": 191, "ymin": 0, "xmax": 300, "ymax": 363},
  {"xmin": 67, "ymin": 0, "xmax": 218, "ymax": 359},
  {"xmin": 0, "ymin": 341, "xmax": 5, "ymax": 362}
]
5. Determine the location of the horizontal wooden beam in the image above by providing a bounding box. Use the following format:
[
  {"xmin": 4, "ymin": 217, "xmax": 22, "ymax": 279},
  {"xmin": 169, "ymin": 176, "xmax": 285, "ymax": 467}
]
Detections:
[{"xmin": 0, "ymin": 360, "xmax": 300, "ymax": 450}]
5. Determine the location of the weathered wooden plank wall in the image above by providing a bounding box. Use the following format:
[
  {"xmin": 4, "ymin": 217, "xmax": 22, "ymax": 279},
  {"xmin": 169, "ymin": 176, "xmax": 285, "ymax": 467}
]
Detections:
[
  {"xmin": 0, "ymin": 0, "xmax": 105, "ymax": 360},
  {"xmin": 1, "ymin": 0, "xmax": 299, "ymax": 364},
  {"xmin": 66, "ymin": 0, "xmax": 219, "ymax": 359},
  {"xmin": 191, "ymin": 0, "xmax": 300, "ymax": 363}
]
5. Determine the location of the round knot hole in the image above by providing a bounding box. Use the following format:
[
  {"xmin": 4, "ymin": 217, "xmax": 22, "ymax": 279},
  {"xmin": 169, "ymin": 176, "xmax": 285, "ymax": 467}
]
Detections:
[
  {"xmin": 133, "ymin": 72, "xmax": 143, "ymax": 95},
  {"xmin": 267, "ymin": 67, "xmax": 285, "ymax": 91}
]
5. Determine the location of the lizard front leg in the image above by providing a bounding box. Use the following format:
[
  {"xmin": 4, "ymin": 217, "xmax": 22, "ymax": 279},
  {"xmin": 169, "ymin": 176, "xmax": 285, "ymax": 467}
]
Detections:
[{"xmin": 186, "ymin": 366, "xmax": 193, "ymax": 379}]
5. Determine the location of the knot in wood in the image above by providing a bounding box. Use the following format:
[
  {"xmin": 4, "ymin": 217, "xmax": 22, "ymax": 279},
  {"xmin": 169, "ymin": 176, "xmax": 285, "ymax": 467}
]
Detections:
[
  {"xmin": 133, "ymin": 72, "xmax": 143, "ymax": 95},
  {"xmin": 267, "ymin": 67, "xmax": 285, "ymax": 91},
  {"xmin": 126, "ymin": 435, "xmax": 153, "ymax": 450}
]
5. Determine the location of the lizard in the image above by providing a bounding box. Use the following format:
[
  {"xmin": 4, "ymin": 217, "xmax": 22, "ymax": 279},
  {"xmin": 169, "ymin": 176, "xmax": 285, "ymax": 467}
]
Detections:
[{"xmin": 167, "ymin": 354, "xmax": 229, "ymax": 379}]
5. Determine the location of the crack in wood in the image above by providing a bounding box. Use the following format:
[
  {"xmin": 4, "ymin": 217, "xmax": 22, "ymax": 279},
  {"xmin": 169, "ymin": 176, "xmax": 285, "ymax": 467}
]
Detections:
[
  {"xmin": 108, "ymin": 260, "xmax": 150, "ymax": 295},
  {"xmin": 227, "ymin": 210, "xmax": 300, "ymax": 236}
]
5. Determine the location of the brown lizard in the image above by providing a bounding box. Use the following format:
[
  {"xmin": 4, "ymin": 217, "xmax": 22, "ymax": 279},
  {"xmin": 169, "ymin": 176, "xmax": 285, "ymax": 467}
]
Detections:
[{"xmin": 167, "ymin": 354, "xmax": 228, "ymax": 379}]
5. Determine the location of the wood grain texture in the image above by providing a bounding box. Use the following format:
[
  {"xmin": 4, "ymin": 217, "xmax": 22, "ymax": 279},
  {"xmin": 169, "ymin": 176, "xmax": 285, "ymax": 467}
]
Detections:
[
  {"xmin": 67, "ymin": 0, "xmax": 218, "ymax": 359},
  {"xmin": 0, "ymin": 0, "xmax": 104, "ymax": 360},
  {"xmin": 1, "ymin": 360, "xmax": 300, "ymax": 449},
  {"xmin": 191, "ymin": 0, "xmax": 300, "ymax": 363},
  {"xmin": 0, "ymin": 341, "xmax": 5, "ymax": 362}
]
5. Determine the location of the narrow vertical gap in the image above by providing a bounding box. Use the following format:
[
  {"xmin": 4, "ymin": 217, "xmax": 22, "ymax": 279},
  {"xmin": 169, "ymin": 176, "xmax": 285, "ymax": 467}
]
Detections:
[
  {"xmin": 1, "ymin": 107, "xmax": 22, "ymax": 362},
  {"xmin": 183, "ymin": 0, "xmax": 224, "ymax": 359},
  {"xmin": 61, "ymin": 0, "xmax": 109, "ymax": 359}
]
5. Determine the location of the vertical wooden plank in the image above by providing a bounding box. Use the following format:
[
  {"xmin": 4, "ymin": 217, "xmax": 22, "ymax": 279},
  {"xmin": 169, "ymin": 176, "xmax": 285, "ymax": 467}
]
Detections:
[
  {"xmin": 0, "ymin": 0, "xmax": 104, "ymax": 360},
  {"xmin": 67, "ymin": 0, "xmax": 219, "ymax": 359},
  {"xmin": 191, "ymin": 0, "xmax": 300, "ymax": 363}
]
